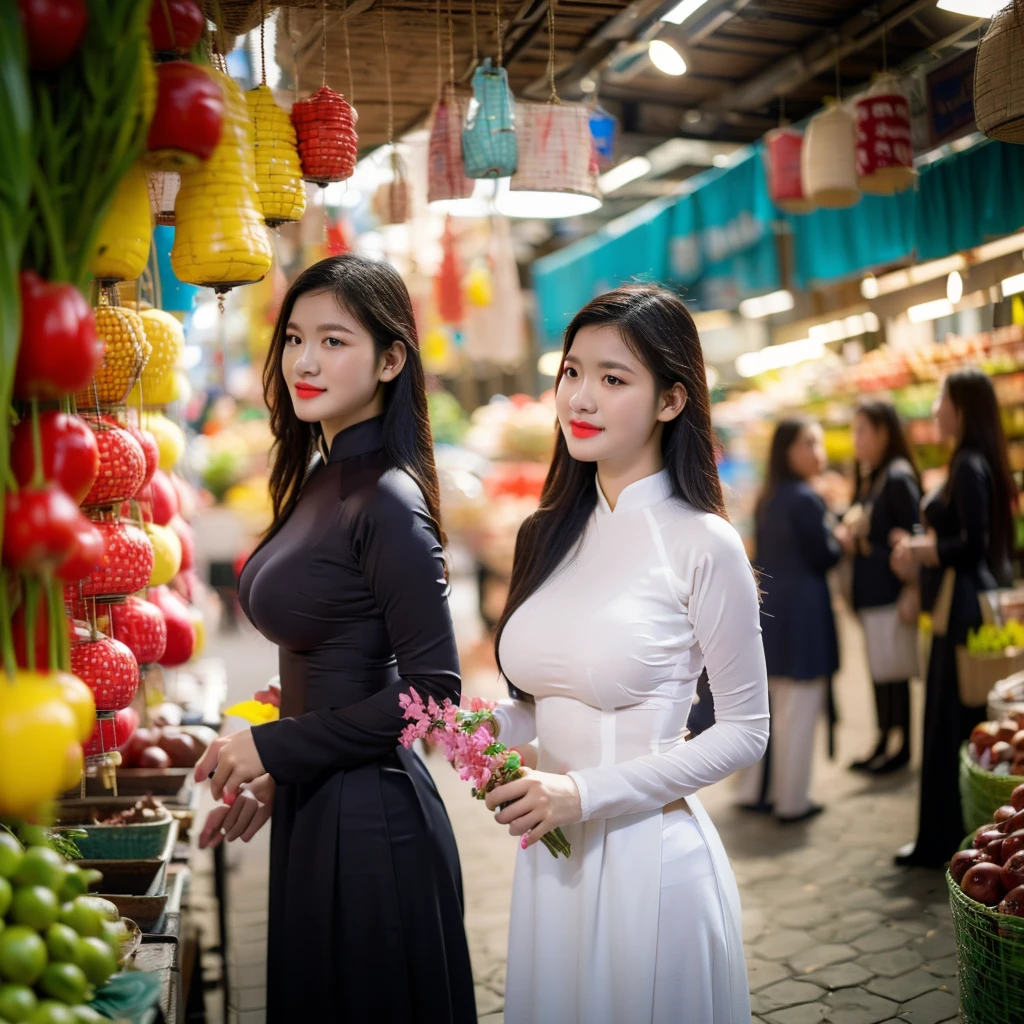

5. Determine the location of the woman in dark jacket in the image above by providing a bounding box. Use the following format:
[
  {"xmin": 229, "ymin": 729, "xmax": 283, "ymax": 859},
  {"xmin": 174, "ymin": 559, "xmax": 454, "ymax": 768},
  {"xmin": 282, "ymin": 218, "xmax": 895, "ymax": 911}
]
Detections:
[
  {"xmin": 735, "ymin": 417, "xmax": 841, "ymax": 823},
  {"xmin": 891, "ymin": 368, "xmax": 1016, "ymax": 867},
  {"xmin": 839, "ymin": 401, "xmax": 922, "ymax": 775}
]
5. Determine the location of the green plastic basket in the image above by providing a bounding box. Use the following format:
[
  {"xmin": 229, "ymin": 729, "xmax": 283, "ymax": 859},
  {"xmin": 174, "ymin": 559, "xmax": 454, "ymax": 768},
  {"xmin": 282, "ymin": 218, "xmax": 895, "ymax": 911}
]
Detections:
[
  {"xmin": 948, "ymin": 868, "xmax": 1024, "ymax": 1023},
  {"xmin": 72, "ymin": 814, "xmax": 173, "ymax": 861},
  {"xmin": 959, "ymin": 743, "xmax": 1024, "ymax": 833}
]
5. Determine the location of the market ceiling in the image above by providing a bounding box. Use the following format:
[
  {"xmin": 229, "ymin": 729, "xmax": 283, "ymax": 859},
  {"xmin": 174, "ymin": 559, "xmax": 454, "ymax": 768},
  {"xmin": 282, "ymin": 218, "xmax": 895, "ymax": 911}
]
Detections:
[{"xmin": 206, "ymin": 0, "xmax": 984, "ymax": 210}]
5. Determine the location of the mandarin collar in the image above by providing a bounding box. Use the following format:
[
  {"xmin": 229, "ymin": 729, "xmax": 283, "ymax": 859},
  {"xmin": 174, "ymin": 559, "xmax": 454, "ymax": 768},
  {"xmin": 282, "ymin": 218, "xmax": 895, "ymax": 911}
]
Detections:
[
  {"xmin": 327, "ymin": 415, "xmax": 385, "ymax": 463},
  {"xmin": 595, "ymin": 469, "xmax": 674, "ymax": 515}
]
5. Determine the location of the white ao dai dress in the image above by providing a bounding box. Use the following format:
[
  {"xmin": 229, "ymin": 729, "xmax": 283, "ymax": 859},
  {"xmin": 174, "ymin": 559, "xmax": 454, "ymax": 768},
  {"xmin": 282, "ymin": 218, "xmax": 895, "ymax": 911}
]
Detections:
[{"xmin": 495, "ymin": 470, "xmax": 769, "ymax": 1024}]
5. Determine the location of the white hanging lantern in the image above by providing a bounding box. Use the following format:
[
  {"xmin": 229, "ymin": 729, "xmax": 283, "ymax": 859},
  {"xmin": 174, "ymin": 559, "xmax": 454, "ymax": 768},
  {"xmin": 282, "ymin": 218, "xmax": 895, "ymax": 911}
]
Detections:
[
  {"xmin": 855, "ymin": 75, "xmax": 916, "ymax": 196},
  {"xmin": 147, "ymin": 171, "xmax": 180, "ymax": 227},
  {"xmin": 802, "ymin": 100, "xmax": 861, "ymax": 210},
  {"xmin": 497, "ymin": 101, "xmax": 602, "ymax": 219}
]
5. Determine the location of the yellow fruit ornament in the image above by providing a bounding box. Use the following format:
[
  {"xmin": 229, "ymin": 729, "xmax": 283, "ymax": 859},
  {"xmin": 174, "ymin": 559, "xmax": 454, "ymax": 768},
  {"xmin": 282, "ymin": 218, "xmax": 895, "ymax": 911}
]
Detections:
[
  {"xmin": 78, "ymin": 305, "xmax": 151, "ymax": 408},
  {"xmin": 141, "ymin": 412, "xmax": 186, "ymax": 471},
  {"xmin": 90, "ymin": 163, "xmax": 154, "ymax": 282},
  {"xmin": 0, "ymin": 672, "xmax": 80, "ymax": 818},
  {"xmin": 246, "ymin": 84, "xmax": 306, "ymax": 227},
  {"xmin": 146, "ymin": 523, "xmax": 182, "ymax": 586},
  {"xmin": 172, "ymin": 69, "xmax": 274, "ymax": 289},
  {"xmin": 137, "ymin": 308, "xmax": 185, "ymax": 396},
  {"xmin": 54, "ymin": 672, "xmax": 97, "ymax": 744},
  {"xmin": 189, "ymin": 606, "xmax": 205, "ymax": 657}
]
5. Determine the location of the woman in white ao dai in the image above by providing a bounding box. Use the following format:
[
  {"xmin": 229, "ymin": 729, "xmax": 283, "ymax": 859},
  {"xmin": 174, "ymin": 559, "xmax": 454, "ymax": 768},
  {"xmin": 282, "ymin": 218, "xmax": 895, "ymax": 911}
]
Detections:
[{"xmin": 484, "ymin": 286, "xmax": 769, "ymax": 1024}]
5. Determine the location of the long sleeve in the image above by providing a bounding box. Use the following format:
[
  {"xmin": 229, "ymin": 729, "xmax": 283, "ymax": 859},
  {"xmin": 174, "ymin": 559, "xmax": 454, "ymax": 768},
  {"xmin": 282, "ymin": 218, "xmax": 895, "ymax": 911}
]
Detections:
[
  {"xmin": 936, "ymin": 453, "xmax": 991, "ymax": 570},
  {"xmin": 793, "ymin": 489, "xmax": 843, "ymax": 574},
  {"xmin": 862, "ymin": 469, "xmax": 921, "ymax": 568},
  {"xmin": 567, "ymin": 519, "xmax": 770, "ymax": 821},
  {"xmin": 492, "ymin": 698, "xmax": 537, "ymax": 748},
  {"xmin": 252, "ymin": 478, "xmax": 460, "ymax": 785}
]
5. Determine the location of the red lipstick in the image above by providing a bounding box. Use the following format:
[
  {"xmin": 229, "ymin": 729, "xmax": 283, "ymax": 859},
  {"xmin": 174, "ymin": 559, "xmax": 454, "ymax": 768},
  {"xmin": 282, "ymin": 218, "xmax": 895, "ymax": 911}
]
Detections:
[
  {"xmin": 294, "ymin": 382, "xmax": 326, "ymax": 400},
  {"xmin": 570, "ymin": 419, "xmax": 603, "ymax": 439}
]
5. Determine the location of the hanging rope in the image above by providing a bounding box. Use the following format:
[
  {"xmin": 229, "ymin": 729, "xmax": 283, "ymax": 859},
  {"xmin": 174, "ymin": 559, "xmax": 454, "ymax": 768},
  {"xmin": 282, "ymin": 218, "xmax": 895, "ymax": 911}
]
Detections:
[
  {"xmin": 436, "ymin": 0, "xmax": 443, "ymax": 97},
  {"xmin": 881, "ymin": 27, "xmax": 888, "ymax": 74},
  {"xmin": 343, "ymin": 0, "xmax": 354, "ymax": 102},
  {"xmin": 547, "ymin": 0, "xmax": 559, "ymax": 103},
  {"xmin": 470, "ymin": 0, "xmax": 479, "ymax": 69},
  {"xmin": 259, "ymin": 0, "xmax": 267, "ymax": 85},
  {"xmin": 447, "ymin": 0, "xmax": 456, "ymax": 87},
  {"xmin": 381, "ymin": 0, "xmax": 394, "ymax": 144},
  {"xmin": 779, "ymin": 92, "xmax": 785, "ymax": 126},
  {"xmin": 834, "ymin": 45, "xmax": 841, "ymax": 100},
  {"xmin": 321, "ymin": 0, "xmax": 328, "ymax": 88},
  {"xmin": 495, "ymin": 0, "xmax": 504, "ymax": 68},
  {"xmin": 283, "ymin": 8, "xmax": 299, "ymax": 104}
]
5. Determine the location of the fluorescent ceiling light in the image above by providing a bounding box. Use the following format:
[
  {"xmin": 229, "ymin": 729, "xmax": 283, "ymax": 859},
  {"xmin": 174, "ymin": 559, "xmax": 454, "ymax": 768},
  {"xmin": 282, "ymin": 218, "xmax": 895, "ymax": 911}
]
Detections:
[
  {"xmin": 661, "ymin": 0, "xmax": 713, "ymax": 25},
  {"xmin": 649, "ymin": 40, "xmax": 687, "ymax": 76},
  {"xmin": 947, "ymin": 270, "xmax": 964, "ymax": 304},
  {"xmin": 598, "ymin": 156, "xmax": 652, "ymax": 195},
  {"xmin": 429, "ymin": 179, "xmax": 500, "ymax": 217},
  {"xmin": 806, "ymin": 311, "xmax": 880, "ymax": 345},
  {"xmin": 908, "ymin": 298, "xmax": 955, "ymax": 323},
  {"xmin": 735, "ymin": 338, "xmax": 824, "ymax": 378},
  {"xmin": 738, "ymin": 289, "xmax": 795, "ymax": 319},
  {"xmin": 1002, "ymin": 272, "xmax": 1024, "ymax": 298},
  {"xmin": 537, "ymin": 351, "xmax": 563, "ymax": 377},
  {"xmin": 936, "ymin": 0, "xmax": 1005, "ymax": 16},
  {"xmin": 496, "ymin": 189, "xmax": 603, "ymax": 219}
]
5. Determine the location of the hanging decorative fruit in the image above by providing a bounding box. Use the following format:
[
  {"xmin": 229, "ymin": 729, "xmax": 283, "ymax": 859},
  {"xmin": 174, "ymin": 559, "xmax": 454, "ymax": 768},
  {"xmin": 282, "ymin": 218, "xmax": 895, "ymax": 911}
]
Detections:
[
  {"xmin": 147, "ymin": 61, "xmax": 225, "ymax": 169},
  {"xmin": 81, "ymin": 419, "xmax": 147, "ymax": 509},
  {"xmin": 128, "ymin": 426, "xmax": 160, "ymax": 489},
  {"xmin": 149, "ymin": 585, "xmax": 196, "ymax": 666},
  {"xmin": 148, "ymin": 0, "xmax": 205, "ymax": 54},
  {"xmin": 99, "ymin": 596, "xmax": 167, "ymax": 666},
  {"xmin": 79, "ymin": 518, "xmax": 155, "ymax": 598},
  {"xmin": 10, "ymin": 411, "xmax": 99, "ymax": 504},
  {"xmin": 90, "ymin": 162, "xmax": 154, "ymax": 282},
  {"xmin": 855, "ymin": 76, "xmax": 915, "ymax": 196},
  {"xmin": 291, "ymin": 85, "xmax": 359, "ymax": 186},
  {"xmin": 70, "ymin": 631, "xmax": 140, "ymax": 712},
  {"xmin": 2, "ymin": 486, "xmax": 85, "ymax": 574},
  {"xmin": 55, "ymin": 520, "xmax": 107, "ymax": 585},
  {"xmin": 766, "ymin": 127, "xmax": 814, "ymax": 215},
  {"xmin": 142, "ymin": 411, "xmax": 186, "ymax": 471},
  {"xmin": 17, "ymin": 0, "xmax": 89, "ymax": 71},
  {"xmin": 146, "ymin": 521, "xmax": 182, "ymax": 587},
  {"xmin": 172, "ymin": 67, "xmax": 274, "ymax": 290},
  {"xmin": 435, "ymin": 218, "xmax": 464, "ymax": 324},
  {"xmin": 246, "ymin": 83, "xmax": 307, "ymax": 226},
  {"xmin": 78, "ymin": 304, "xmax": 151, "ymax": 408},
  {"xmin": 136, "ymin": 307, "xmax": 185, "ymax": 399},
  {"xmin": 82, "ymin": 706, "xmax": 138, "ymax": 758}
]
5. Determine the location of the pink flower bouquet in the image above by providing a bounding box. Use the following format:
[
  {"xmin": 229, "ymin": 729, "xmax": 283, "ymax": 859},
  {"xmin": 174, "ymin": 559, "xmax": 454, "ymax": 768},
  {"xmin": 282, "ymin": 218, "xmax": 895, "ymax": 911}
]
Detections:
[{"xmin": 399, "ymin": 689, "xmax": 571, "ymax": 859}]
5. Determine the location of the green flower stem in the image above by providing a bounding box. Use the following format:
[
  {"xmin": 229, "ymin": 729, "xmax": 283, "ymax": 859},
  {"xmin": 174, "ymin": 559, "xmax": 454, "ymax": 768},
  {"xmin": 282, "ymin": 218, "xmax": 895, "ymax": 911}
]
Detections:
[{"xmin": 30, "ymin": 399, "xmax": 43, "ymax": 487}]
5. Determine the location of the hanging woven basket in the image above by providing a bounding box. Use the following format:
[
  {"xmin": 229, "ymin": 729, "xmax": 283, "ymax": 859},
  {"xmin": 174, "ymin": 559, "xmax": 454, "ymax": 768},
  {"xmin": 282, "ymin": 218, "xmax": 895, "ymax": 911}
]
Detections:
[
  {"xmin": 246, "ymin": 84, "xmax": 307, "ymax": 226},
  {"xmin": 509, "ymin": 100, "xmax": 600, "ymax": 201},
  {"xmin": 855, "ymin": 75, "xmax": 916, "ymax": 195},
  {"xmin": 462, "ymin": 58, "xmax": 517, "ymax": 179},
  {"xmin": 428, "ymin": 85, "xmax": 474, "ymax": 204},
  {"xmin": 291, "ymin": 85, "xmax": 359, "ymax": 186},
  {"xmin": 802, "ymin": 101, "xmax": 861, "ymax": 209},
  {"xmin": 766, "ymin": 127, "xmax": 813, "ymax": 215},
  {"xmin": 373, "ymin": 149, "xmax": 410, "ymax": 225},
  {"xmin": 974, "ymin": 3, "xmax": 1024, "ymax": 144}
]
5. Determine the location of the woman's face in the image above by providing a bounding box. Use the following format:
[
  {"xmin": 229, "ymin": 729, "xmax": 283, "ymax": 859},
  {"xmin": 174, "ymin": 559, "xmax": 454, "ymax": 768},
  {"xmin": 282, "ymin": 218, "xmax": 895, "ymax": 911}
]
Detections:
[
  {"xmin": 280, "ymin": 290, "xmax": 405, "ymax": 441},
  {"xmin": 554, "ymin": 324, "xmax": 685, "ymax": 471},
  {"xmin": 787, "ymin": 423, "xmax": 827, "ymax": 480},
  {"xmin": 852, "ymin": 413, "xmax": 888, "ymax": 472},
  {"xmin": 934, "ymin": 385, "xmax": 962, "ymax": 444}
]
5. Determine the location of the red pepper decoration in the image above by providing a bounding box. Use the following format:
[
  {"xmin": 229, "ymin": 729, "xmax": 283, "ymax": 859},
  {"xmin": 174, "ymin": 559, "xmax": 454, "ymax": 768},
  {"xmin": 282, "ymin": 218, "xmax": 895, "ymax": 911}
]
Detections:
[
  {"xmin": 147, "ymin": 61, "xmax": 225, "ymax": 168},
  {"xmin": 17, "ymin": 0, "xmax": 88, "ymax": 71},
  {"xmin": 148, "ymin": 0, "xmax": 204, "ymax": 54},
  {"xmin": 71, "ymin": 634, "xmax": 139, "ymax": 712},
  {"xmin": 2, "ymin": 486, "xmax": 85, "ymax": 573},
  {"xmin": 10, "ymin": 411, "xmax": 99, "ymax": 504},
  {"xmin": 56, "ymin": 521, "xmax": 107, "ymax": 584},
  {"xmin": 290, "ymin": 86, "xmax": 359, "ymax": 185}
]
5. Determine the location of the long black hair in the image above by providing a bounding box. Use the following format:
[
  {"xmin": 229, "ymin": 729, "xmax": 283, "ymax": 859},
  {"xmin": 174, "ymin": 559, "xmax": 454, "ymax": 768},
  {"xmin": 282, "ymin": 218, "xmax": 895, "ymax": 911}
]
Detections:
[
  {"xmin": 755, "ymin": 417, "xmax": 815, "ymax": 524},
  {"xmin": 260, "ymin": 253, "xmax": 445, "ymax": 550},
  {"xmin": 853, "ymin": 400, "xmax": 922, "ymax": 499},
  {"xmin": 944, "ymin": 367, "xmax": 1016, "ymax": 574},
  {"xmin": 493, "ymin": 285, "xmax": 726, "ymax": 695}
]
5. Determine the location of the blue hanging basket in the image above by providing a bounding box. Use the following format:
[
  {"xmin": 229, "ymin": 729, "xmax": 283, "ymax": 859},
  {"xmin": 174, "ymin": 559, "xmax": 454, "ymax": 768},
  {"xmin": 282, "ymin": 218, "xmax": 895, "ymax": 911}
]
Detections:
[
  {"xmin": 462, "ymin": 59, "xmax": 518, "ymax": 179},
  {"xmin": 589, "ymin": 105, "xmax": 618, "ymax": 171}
]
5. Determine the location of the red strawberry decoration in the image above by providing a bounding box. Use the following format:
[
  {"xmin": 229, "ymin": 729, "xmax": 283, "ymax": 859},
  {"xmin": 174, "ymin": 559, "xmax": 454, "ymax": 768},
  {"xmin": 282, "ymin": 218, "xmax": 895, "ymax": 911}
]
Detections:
[
  {"xmin": 83, "ymin": 421, "xmax": 146, "ymax": 508},
  {"xmin": 150, "ymin": 584, "xmax": 195, "ymax": 666},
  {"xmin": 71, "ymin": 632, "xmax": 140, "ymax": 711},
  {"xmin": 170, "ymin": 516, "xmax": 194, "ymax": 572},
  {"xmin": 80, "ymin": 518, "xmax": 154, "ymax": 597},
  {"xmin": 128, "ymin": 426, "xmax": 159, "ymax": 490},
  {"xmin": 105, "ymin": 596, "xmax": 167, "ymax": 665},
  {"xmin": 56, "ymin": 519, "xmax": 107, "ymax": 584},
  {"xmin": 148, "ymin": 469, "xmax": 178, "ymax": 526},
  {"xmin": 10, "ymin": 410, "xmax": 99, "ymax": 503},
  {"xmin": 82, "ymin": 706, "xmax": 139, "ymax": 758}
]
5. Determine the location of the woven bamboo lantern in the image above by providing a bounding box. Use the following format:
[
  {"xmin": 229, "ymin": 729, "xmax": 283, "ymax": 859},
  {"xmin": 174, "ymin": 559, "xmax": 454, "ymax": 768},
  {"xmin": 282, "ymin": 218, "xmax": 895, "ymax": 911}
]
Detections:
[
  {"xmin": 855, "ymin": 76, "xmax": 916, "ymax": 195},
  {"xmin": 974, "ymin": 4, "xmax": 1024, "ymax": 144},
  {"xmin": 246, "ymin": 84, "xmax": 307, "ymax": 226},
  {"xmin": 291, "ymin": 86, "xmax": 359, "ymax": 186},
  {"xmin": 462, "ymin": 59, "xmax": 517, "ymax": 179},
  {"xmin": 766, "ymin": 127, "xmax": 813, "ymax": 214},
  {"xmin": 91, "ymin": 163, "xmax": 154, "ymax": 282},
  {"xmin": 147, "ymin": 171, "xmax": 180, "ymax": 226},
  {"xmin": 802, "ymin": 101, "xmax": 861, "ymax": 209},
  {"xmin": 428, "ymin": 86, "xmax": 474, "ymax": 204},
  {"xmin": 373, "ymin": 150, "xmax": 411, "ymax": 226}
]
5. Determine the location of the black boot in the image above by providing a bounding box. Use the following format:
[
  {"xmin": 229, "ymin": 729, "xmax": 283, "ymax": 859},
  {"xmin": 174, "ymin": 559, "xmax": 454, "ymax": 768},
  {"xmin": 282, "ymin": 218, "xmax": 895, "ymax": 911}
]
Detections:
[
  {"xmin": 872, "ymin": 681, "xmax": 911, "ymax": 774},
  {"xmin": 850, "ymin": 682, "xmax": 889, "ymax": 772}
]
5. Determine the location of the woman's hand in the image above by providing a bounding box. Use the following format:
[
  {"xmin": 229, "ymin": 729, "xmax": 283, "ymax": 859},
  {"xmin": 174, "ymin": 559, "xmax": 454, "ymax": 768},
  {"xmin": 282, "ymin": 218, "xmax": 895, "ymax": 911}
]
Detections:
[
  {"xmin": 253, "ymin": 678, "xmax": 281, "ymax": 708},
  {"xmin": 198, "ymin": 774, "xmax": 276, "ymax": 849},
  {"xmin": 484, "ymin": 768, "xmax": 581, "ymax": 850},
  {"xmin": 890, "ymin": 537, "xmax": 916, "ymax": 580},
  {"xmin": 194, "ymin": 728, "xmax": 266, "ymax": 803},
  {"xmin": 834, "ymin": 523, "xmax": 855, "ymax": 555}
]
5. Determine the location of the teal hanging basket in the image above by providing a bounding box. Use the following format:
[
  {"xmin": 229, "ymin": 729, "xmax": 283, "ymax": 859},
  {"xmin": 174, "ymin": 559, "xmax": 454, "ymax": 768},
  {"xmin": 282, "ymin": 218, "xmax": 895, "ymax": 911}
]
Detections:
[{"xmin": 462, "ymin": 59, "xmax": 517, "ymax": 179}]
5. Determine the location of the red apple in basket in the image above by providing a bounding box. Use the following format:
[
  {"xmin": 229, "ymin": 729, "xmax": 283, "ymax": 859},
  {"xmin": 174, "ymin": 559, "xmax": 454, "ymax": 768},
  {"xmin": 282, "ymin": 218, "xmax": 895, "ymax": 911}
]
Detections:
[
  {"xmin": 999, "ymin": 885, "xmax": 1024, "ymax": 917},
  {"xmin": 1004, "ymin": 851, "xmax": 1024, "ymax": 893},
  {"xmin": 998, "ymin": 720, "xmax": 1020, "ymax": 743},
  {"xmin": 995, "ymin": 805, "xmax": 1017, "ymax": 826},
  {"xmin": 121, "ymin": 726, "xmax": 159, "ymax": 768},
  {"xmin": 1013, "ymin": 758, "xmax": 1024, "ymax": 779},
  {"xmin": 975, "ymin": 828, "xmax": 1004, "ymax": 850},
  {"xmin": 1012, "ymin": 783, "xmax": 1024, "ymax": 812},
  {"xmin": 962, "ymin": 862, "xmax": 1005, "ymax": 906},
  {"xmin": 1012, "ymin": 731, "xmax": 1024, "ymax": 753},
  {"xmin": 951, "ymin": 848, "xmax": 989, "ymax": 883},
  {"xmin": 1006, "ymin": 810, "xmax": 1024, "ymax": 835},
  {"xmin": 138, "ymin": 746, "xmax": 172, "ymax": 769},
  {"xmin": 993, "ymin": 741, "xmax": 1014, "ymax": 764},
  {"xmin": 157, "ymin": 726, "xmax": 200, "ymax": 768},
  {"xmin": 988, "ymin": 838, "xmax": 1008, "ymax": 865},
  {"xmin": 1003, "ymin": 830, "xmax": 1024, "ymax": 862},
  {"xmin": 972, "ymin": 722, "xmax": 1001, "ymax": 752}
]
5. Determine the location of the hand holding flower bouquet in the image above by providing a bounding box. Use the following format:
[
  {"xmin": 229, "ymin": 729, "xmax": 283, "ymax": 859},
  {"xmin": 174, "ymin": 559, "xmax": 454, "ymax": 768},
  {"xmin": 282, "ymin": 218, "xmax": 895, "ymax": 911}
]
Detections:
[{"xmin": 399, "ymin": 689, "xmax": 571, "ymax": 859}]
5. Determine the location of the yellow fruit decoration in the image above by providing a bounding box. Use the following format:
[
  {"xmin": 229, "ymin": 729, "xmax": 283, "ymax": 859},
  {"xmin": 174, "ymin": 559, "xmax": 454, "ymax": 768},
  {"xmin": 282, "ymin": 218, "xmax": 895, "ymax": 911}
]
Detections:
[
  {"xmin": 91, "ymin": 163, "xmax": 154, "ymax": 283},
  {"xmin": 172, "ymin": 69, "xmax": 274, "ymax": 289},
  {"xmin": 465, "ymin": 261, "xmax": 493, "ymax": 307},
  {"xmin": 61, "ymin": 742, "xmax": 85, "ymax": 793},
  {"xmin": 131, "ymin": 367, "xmax": 182, "ymax": 408},
  {"xmin": 55, "ymin": 671, "xmax": 97, "ymax": 744},
  {"xmin": 78, "ymin": 305, "xmax": 151, "ymax": 408},
  {"xmin": 189, "ymin": 606, "xmax": 205, "ymax": 658},
  {"xmin": 246, "ymin": 84, "xmax": 306, "ymax": 227},
  {"xmin": 0, "ymin": 672, "xmax": 80, "ymax": 818},
  {"xmin": 136, "ymin": 308, "xmax": 185, "ymax": 397},
  {"xmin": 142, "ymin": 411, "xmax": 186, "ymax": 471},
  {"xmin": 146, "ymin": 522, "xmax": 182, "ymax": 586}
]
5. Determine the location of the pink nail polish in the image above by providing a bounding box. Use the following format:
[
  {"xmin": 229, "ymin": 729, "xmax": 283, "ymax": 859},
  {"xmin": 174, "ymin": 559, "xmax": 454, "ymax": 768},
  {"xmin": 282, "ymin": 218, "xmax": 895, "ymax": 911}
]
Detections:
[{"xmin": 520, "ymin": 836, "xmax": 528, "ymax": 849}]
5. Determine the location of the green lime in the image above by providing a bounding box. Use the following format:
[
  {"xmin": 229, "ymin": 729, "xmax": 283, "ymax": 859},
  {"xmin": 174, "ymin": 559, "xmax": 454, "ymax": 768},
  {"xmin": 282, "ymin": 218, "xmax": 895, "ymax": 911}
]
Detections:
[
  {"xmin": 0, "ymin": 926, "xmax": 47, "ymax": 985},
  {"xmin": 75, "ymin": 899, "xmax": 117, "ymax": 925},
  {"xmin": 0, "ymin": 836, "xmax": 22, "ymax": 881},
  {"xmin": 56, "ymin": 867, "xmax": 87, "ymax": 906},
  {"xmin": 29, "ymin": 1001, "xmax": 76, "ymax": 1024},
  {"xmin": 75, "ymin": 938, "xmax": 115, "ymax": 989},
  {"xmin": 13, "ymin": 848, "xmax": 64, "ymax": 892},
  {"xmin": 0, "ymin": 877, "xmax": 10, "ymax": 919},
  {"xmin": 71, "ymin": 1008, "xmax": 105, "ymax": 1024},
  {"xmin": 57, "ymin": 901, "xmax": 101, "ymax": 939},
  {"xmin": 45, "ymin": 924, "xmax": 81, "ymax": 965},
  {"xmin": 38, "ymin": 962, "xmax": 89, "ymax": 1005},
  {"xmin": 99, "ymin": 920, "xmax": 127, "ymax": 955},
  {"xmin": 0, "ymin": 982, "xmax": 37, "ymax": 1021},
  {"xmin": 11, "ymin": 886, "xmax": 59, "ymax": 931}
]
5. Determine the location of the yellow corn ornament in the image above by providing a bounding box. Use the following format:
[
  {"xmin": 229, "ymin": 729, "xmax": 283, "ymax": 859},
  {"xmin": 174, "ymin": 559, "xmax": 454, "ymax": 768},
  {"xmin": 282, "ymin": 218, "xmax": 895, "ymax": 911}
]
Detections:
[
  {"xmin": 172, "ymin": 68, "xmax": 273, "ymax": 288},
  {"xmin": 136, "ymin": 308, "xmax": 185, "ymax": 397},
  {"xmin": 91, "ymin": 162, "xmax": 154, "ymax": 282},
  {"xmin": 78, "ymin": 304, "xmax": 152, "ymax": 408},
  {"xmin": 246, "ymin": 84, "xmax": 306, "ymax": 227}
]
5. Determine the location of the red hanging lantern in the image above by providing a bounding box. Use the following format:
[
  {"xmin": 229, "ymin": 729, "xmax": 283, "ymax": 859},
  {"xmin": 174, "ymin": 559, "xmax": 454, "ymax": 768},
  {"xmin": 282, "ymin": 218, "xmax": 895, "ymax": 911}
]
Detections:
[
  {"xmin": 80, "ymin": 518, "xmax": 155, "ymax": 598},
  {"xmin": 81, "ymin": 417, "xmax": 147, "ymax": 509},
  {"xmin": 766, "ymin": 127, "xmax": 813, "ymax": 215},
  {"xmin": 428, "ymin": 86, "xmax": 473, "ymax": 204},
  {"xmin": 290, "ymin": 86, "xmax": 359, "ymax": 186},
  {"xmin": 855, "ymin": 75, "xmax": 915, "ymax": 196},
  {"xmin": 435, "ymin": 218, "xmax": 464, "ymax": 325}
]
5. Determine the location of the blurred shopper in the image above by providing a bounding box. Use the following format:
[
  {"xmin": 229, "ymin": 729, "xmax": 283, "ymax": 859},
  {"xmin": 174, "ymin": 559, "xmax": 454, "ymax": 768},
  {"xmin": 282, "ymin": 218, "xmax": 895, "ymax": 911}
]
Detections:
[
  {"xmin": 838, "ymin": 402, "xmax": 922, "ymax": 775},
  {"xmin": 892, "ymin": 368, "xmax": 1016, "ymax": 867},
  {"xmin": 735, "ymin": 418, "xmax": 841, "ymax": 823}
]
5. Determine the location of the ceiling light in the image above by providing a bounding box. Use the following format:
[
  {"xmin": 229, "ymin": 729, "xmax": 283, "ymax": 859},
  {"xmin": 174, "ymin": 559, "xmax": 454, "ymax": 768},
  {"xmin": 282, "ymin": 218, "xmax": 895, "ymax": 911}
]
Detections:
[
  {"xmin": 864, "ymin": 311, "xmax": 880, "ymax": 332},
  {"xmin": 908, "ymin": 298, "xmax": 955, "ymax": 323},
  {"xmin": 537, "ymin": 351, "xmax": 563, "ymax": 377},
  {"xmin": 429, "ymin": 179, "xmax": 499, "ymax": 217},
  {"xmin": 947, "ymin": 270, "xmax": 964, "ymax": 304},
  {"xmin": 649, "ymin": 40, "xmax": 687, "ymax": 76},
  {"xmin": 860, "ymin": 275, "xmax": 879, "ymax": 300},
  {"xmin": 936, "ymin": 0, "xmax": 1005, "ymax": 17},
  {"xmin": 1002, "ymin": 272, "xmax": 1024, "ymax": 298},
  {"xmin": 496, "ymin": 189, "xmax": 603, "ymax": 219},
  {"xmin": 661, "ymin": 0, "xmax": 714, "ymax": 25},
  {"xmin": 738, "ymin": 289, "xmax": 795, "ymax": 319},
  {"xmin": 735, "ymin": 338, "xmax": 824, "ymax": 378},
  {"xmin": 597, "ymin": 156, "xmax": 651, "ymax": 194}
]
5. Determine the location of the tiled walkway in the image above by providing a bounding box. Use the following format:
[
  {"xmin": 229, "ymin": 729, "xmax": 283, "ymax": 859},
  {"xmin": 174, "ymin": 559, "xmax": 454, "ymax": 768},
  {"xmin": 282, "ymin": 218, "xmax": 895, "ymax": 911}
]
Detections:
[{"xmin": 194, "ymin": 582, "xmax": 959, "ymax": 1024}]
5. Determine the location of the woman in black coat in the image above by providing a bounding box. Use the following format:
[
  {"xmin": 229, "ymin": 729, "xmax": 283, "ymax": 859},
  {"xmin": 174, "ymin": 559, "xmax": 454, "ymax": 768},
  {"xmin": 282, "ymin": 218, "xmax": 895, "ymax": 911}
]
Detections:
[
  {"xmin": 838, "ymin": 401, "xmax": 922, "ymax": 775},
  {"xmin": 735, "ymin": 417, "xmax": 841, "ymax": 823},
  {"xmin": 891, "ymin": 368, "xmax": 1017, "ymax": 868}
]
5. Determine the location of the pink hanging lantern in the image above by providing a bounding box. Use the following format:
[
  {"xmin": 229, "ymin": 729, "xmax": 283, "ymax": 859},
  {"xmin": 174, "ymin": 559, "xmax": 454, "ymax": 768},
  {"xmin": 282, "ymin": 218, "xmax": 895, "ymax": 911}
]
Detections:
[
  {"xmin": 428, "ymin": 86, "xmax": 473, "ymax": 204},
  {"xmin": 855, "ymin": 75, "xmax": 916, "ymax": 196},
  {"xmin": 766, "ymin": 127, "xmax": 814, "ymax": 215},
  {"xmin": 435, "ymin": 219, "xmax": 464, "ymax": 325}
]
